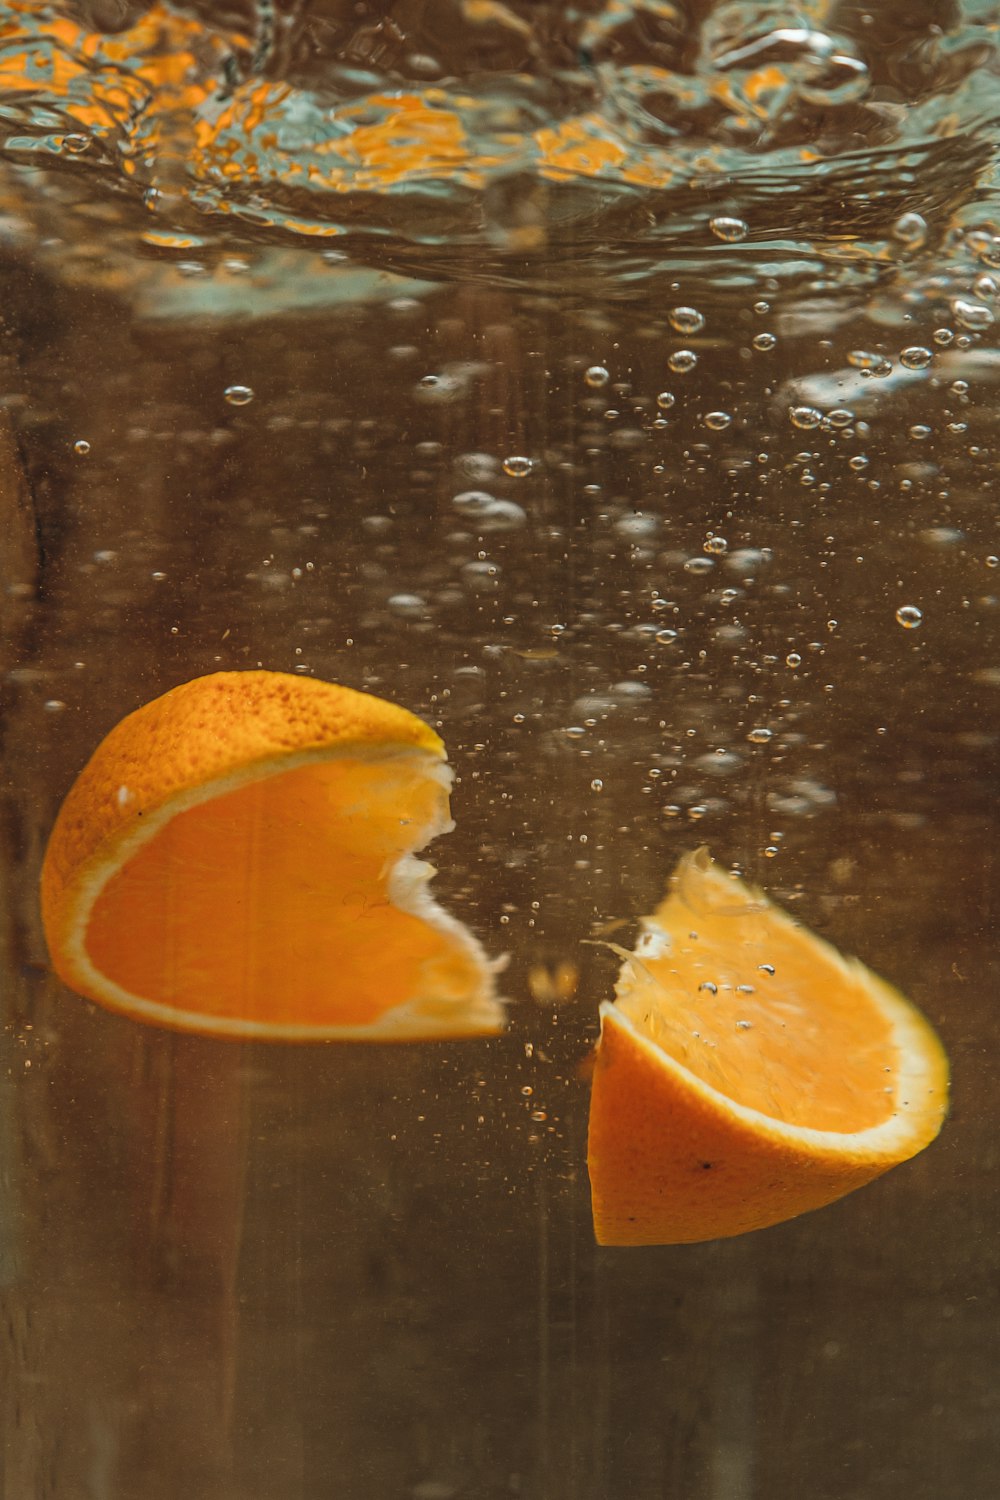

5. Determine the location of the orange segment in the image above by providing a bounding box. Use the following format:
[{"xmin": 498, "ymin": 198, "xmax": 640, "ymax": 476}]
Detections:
[
  {"xmin": 41, "ymin": 672, "xmax": 504, "ymax": 1041},
  {"xmin": 587, "ymin": 850, "xmax": 949, "ymax": 1245}
]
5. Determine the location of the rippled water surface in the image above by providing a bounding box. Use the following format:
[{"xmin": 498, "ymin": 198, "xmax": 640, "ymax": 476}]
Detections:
[{"xmin": 1, "ymin": 5, "xmax": 998, "ymax": 1500}]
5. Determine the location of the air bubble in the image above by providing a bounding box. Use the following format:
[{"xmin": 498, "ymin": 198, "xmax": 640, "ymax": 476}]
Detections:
[
  {"xmin": 451, "ymin": 492, "xmax": 527, "ymax": 531},
  {"xmin": 590, "ymin": 778, "xmax": 604, "ymax": 792},
  {"xmin": 502, "ymin": 455, "xmax": 533, "ymax": 477},
  {"xmin": 656, "ymin": 391, "xmax": 676, "ymax": 410},
  {"xmin": 752, "ymin": 333, "xmax": 776, "ymax": 352},
  {"xmin": 655, "ymin": 628, "xmax": 679, "ymax": 644},
  {"xmin": 952, "ymin": 298, "xmax": 995, "ymax": 331},
  {"xmin": 709, "ymin": 216, "xmax": 748, "ymax": 242},
  {"xmin": 789, "ymin": 406, "xmax": 822, "ymax": 430},
  {"xmin": 684, "ymin": 556, "xmax": 715, "ymax": 574},
  {"xmin": 747, "ymin": 727, "xmax": 773, "ymax": 744},
  {"xmin": 73, "ymin": 439, "xmax": 91, "ymax": 455},
  {"xmin": 900, "ymin": 346, "xmax": 932, "ymax": 370},
  {"xmin": 703, "ymin": 536, "xmax": 728, "ymax": 555},
  {"xmin": 388, "ymin": 593, "xmax": 427, "ymax": 618},
  {"xmin": 584, "ymin": 365, "xmax": 610, "ymax": 388},
  {"xmin": 668, "ymin": 350, "xmax": 697, "ymax": 375},
  {"xmin": 669, "ymin": 306, "xmax": 705, "ymax": 335},
  {"xmin": 785, "ymin": 652, "xmax": 802, "ymax": 668},
  {"xmin": 224, "ymin": 385, "xmax": 255, "ymax": 406},
  {"xmin": 892, "ymin": 212, "xmax": 927, "ymax": 247},
  {"xmin": 703, "ymin": 411, "xmax": 732, "ymax": 431},
  {"xmin": 847, "ymin": 350, "xmax": 893, "ymax": 378},
  {"xmin": 895, "ymin": 605, "xmax": 923, "ymax": 629}
]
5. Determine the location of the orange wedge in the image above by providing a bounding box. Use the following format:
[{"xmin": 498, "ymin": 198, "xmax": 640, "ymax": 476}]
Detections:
[
  {"xmin": 587, "ymin": 850, "xmax": 949, "ymax": 1245},
  {"xmin": 41, "ymin": 671, "xmax": 504, "ymax": 1041}
]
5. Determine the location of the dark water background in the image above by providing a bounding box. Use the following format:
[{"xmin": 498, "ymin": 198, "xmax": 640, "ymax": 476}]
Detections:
[{"xmin": 1, "ymin": 4, "xmax": 998, "ymax": 1498}]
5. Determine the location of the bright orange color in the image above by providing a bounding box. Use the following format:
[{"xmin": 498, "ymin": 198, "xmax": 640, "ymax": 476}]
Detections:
[
  {"xmin": 587, "ymin": 850, "xmax": 949, "ymax": 1245},
  {"xmin": 41, "ymin": 672, "xmax": 504, "ymax": 1041}
]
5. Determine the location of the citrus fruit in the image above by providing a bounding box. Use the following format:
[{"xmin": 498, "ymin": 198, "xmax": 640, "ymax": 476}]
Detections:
[
  {"xmin": 41, "ymin": 671, "xmax": 504, "ymax": 1041},
  {"xmin": 587, "ymin": 849, "xmax": 949, "ymax": 1245}
]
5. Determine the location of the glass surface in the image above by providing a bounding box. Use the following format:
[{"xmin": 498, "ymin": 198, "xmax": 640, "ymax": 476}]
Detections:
[{"xmin": 1, "ymin": 3, "xmax": 997, "ymax": 1498}]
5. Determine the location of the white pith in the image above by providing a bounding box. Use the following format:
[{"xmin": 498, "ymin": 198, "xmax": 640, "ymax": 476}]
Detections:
[
  {"xmin": 600, "ymin": 985, "xmax": 947, "ymax": 1160},
  {"xmin": 62, "ymin": 742, "xmax": 505, "ymax": 1039}
]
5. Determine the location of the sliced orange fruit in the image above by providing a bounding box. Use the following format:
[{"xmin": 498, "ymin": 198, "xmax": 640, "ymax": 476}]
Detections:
[
  {"xmin": 587, "ymin": 849, "xmax": 949, "ymax": 1245},
  {"xmin": 41, "ymin": 671, "xmax": 504, "ymax": 1041}
]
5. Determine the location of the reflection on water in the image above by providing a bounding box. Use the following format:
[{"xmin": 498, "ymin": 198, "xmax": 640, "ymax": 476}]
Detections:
[
  {"xmin": 0, "ymin": 3, "xmax": 998, "ymax": 1500},
  {"xmin": 1, "ymin": 0, "xmax": 999, "ymax": 293}
]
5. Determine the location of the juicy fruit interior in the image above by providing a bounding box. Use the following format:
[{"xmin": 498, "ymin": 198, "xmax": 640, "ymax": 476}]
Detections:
[
  {"xmin": 85, "ymin": 757, "xmax": 477, "ymax": 1026},
  {"xmin": 615, "ymin": 874, "xmax": 898, "ymax": 1134}
]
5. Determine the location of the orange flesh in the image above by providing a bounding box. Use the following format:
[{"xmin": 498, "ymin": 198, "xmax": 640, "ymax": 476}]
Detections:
[
  {"xmin": 86, "ymin": 758, "xmax": 479, "ymax": 1027},
  {"xmin": 616, "ymin": 893, "xmax": 897, "ymax": 1133}
]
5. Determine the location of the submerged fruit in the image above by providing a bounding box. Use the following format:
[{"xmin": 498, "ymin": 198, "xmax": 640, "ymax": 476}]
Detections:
[
  {"xmin": 587, "ymin": 850, "xmax": 949, "ymax": 1245},
  {"xmin": 41, "ymin": 671, "xmax": 504, "ymax": 1041}
]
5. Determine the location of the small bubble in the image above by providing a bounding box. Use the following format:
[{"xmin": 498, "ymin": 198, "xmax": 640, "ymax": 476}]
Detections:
[
  {"xmin": 669, "ymin": 306, "xmax": 705, "ymax": 335},
  {"xmin": 43, "ymin": 699, "xmax": 67, "ymax": 712},
  {"xmin": 785, "ymin": 652, "xmax": 802, "ymax": 667},
  {"xmin": 758, "ymin": 963, "xmax": 775, "ymax": 976},
  {"xmin": 590, "ymin": 778, "xmax": 604, "ymax": 792},
  {"xmin": 703, "ymin": 535, "xmax": 728, "ymax": 555},
  {"xmin": 62, "ymin": 133, "xmax": 90, "ymax": 154},
  {"xmin": 895, "ymin": 604, "xmax": 923, "ymax": 629},
  {"xmin": 847, "ymin": 350, "xmax": 893, "ymax": 377},
  {"xmin": 747, "ymin": 727, "xmax": 773, "ymax": 744},
  {"xmin": 684, "ymin": 556, "xmax": 715, "ymax": 574},
  {"xmin": 224, "ymin": 385, "xmax": 255, "ymax": 406},
  {"xmin": 655, "ymin": 628, "xmax": 679, "ymax": 644},
  {"xmin": 909, "ymin": 424, "xmax": 932, "ymax": 440},
  {"xmin": 735, "ymin": 1019, "xmax": 753, "ymax": 1031},
  {"xmin": 703, "ymin": 411, "xmax": 732, "ymax": 431},
  {"xmin": 900, "ymin": 346, "xmax": 932, "ymax": 370},
  {"xmin": 790, "ymin": 406, "xmax": 822, "ymax": 430},
  {"xmin": 763, "ymin": 845, "xmax": 779, "ymax": 857},
  {"xmin": 502, "ymin": 455, "xmax": 533, "ymax": 477},
  {"xmin": 827, "ymin": 408, "xmax": 855, "ymax": 428},
  {"xmin": 388, "ymin": 593, "xmax": 427, "ymax": 618},
  {"xmin": 709, "ymin": 216, "xmax": 748, "ymax": 242},
  {"xmin": 752, "ymin": 332, "xmax": 776, "ymax": 352},
  {"xmin": 986, "ymin": 556, "xmax": 999, "ymax": 569},
  {"xmin": 668, "ymin": 350, "xmax": 697, "ymax": 375},
  {"xmin": 584, "ymin": 365, "xmax": 610, "ymax": 388},
  {"xmin": 73, "ymin": 439, "xmax": 91, "ymax": 455},
  {"xmin": 656, "ymin": 391, "xmax": 676, "ymax": 410},
  {"xmin": 699, "ymin": 981, "xmax": 718, "ymax": 995},
  {"xmin": 848, "ymin": 455, "xmax": 869, "ymax": 472},
  {"xmin": 892, "ymin": 212, "xmax": 927, "ymax": 247}
]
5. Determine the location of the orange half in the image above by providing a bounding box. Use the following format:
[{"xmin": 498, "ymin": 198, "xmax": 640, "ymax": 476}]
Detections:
[
  {"xmin": 41, "ymin": 671, "xmax": 504, "ymax": 1041},
  {"xmin": 587, "ymin": 850, "xmax": 949, "ymax": 1245}
]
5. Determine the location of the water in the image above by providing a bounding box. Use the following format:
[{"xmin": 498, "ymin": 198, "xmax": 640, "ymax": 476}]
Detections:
[{"xmin": 1, "ymin": 3, "xmax": 998, "ymax": 1497}]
